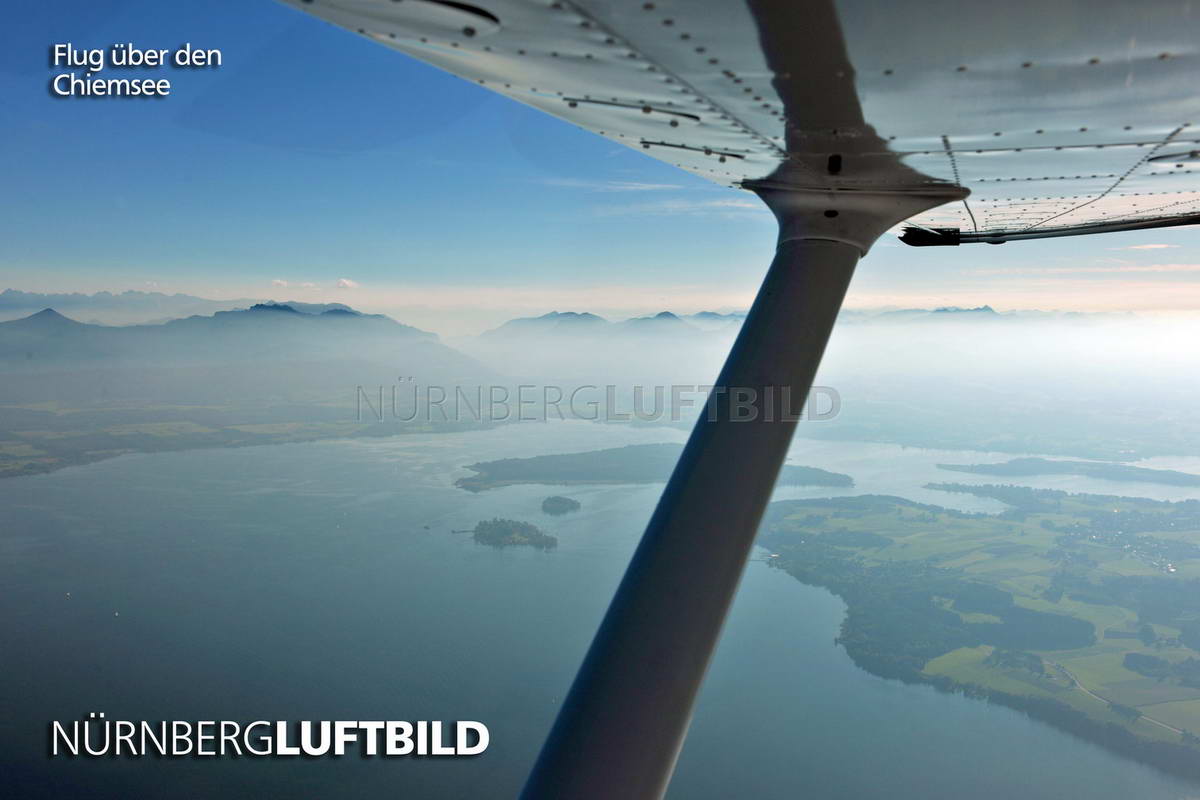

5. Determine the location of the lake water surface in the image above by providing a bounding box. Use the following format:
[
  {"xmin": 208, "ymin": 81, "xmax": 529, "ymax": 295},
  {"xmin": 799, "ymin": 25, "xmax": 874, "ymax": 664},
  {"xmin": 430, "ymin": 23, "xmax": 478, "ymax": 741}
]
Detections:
[{"xmin": 3, "ymin": 422, "xmax": 1198, "ymax": 798}]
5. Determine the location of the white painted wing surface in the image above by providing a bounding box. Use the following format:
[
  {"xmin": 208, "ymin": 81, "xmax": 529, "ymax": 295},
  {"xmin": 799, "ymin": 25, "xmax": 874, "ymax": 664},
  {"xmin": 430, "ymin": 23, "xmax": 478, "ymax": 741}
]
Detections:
[{"xmin": 281, "ymin": 0, "xmax": 1200, "ymax": 239}]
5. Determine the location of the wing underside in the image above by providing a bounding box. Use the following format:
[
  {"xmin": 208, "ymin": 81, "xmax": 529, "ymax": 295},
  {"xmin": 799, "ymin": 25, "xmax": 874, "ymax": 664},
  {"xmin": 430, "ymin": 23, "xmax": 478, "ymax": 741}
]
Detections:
[{"xmin": 282, "ymin": 0, "xmax": 1200, "ymax": 241}]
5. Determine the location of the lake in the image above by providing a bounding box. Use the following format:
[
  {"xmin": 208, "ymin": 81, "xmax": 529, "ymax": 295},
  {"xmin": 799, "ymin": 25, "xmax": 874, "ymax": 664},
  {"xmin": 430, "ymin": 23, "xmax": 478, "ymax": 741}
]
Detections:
[{"xmin": 2, "ymin": 421, "xmax": 1198, "ymax": 798}]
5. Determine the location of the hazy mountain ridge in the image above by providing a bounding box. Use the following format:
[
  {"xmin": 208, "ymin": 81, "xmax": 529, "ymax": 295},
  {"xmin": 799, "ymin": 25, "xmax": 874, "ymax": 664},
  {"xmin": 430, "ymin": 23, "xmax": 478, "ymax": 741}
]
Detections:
[
  {"xmin": 0, "ymin": 288, "xmax": 265, "ymax": 324},
  {"xmin": 0, "ymin": 304, "xmax": 446, "ymax": 368},
  {"xmin": 1, "ymin": 287, "xmax": 1142, "ymax": 335},
  {"xmin": 479, "ymin": 309, "xmax": 735, "ymax": 341},
  {"xmin": 482, "ymin": 311, "xmax": 608, "ymax": 339},
  {"xmin": 0, "ymin": 289, "xmax": 374, "ymax": 325},
  {"xmin": 0, "ymin": 304, "xmax": 496, "ymax": 478},
  {"xmin": 459, "ymin": 304, "xmax": 1200, "ymax": 461},
  {"xmin": 837, "ymin": 306, "xmax": 1139, "ymax": 324},
  {"xmin": 478, "ymin": 305, "xmax": 1137, "ymax": 341},
  {"xmin": 0, "ymin": 303, "xmax": 492, "ymax": 415}
]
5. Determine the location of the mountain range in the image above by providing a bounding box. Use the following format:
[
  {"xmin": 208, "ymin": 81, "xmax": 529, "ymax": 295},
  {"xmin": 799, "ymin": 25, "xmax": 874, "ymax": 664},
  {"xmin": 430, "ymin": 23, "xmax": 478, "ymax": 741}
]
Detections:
[
  {"xmin": 0, "ymin": 303, "xmax": 495, "ymax": 416},
  {"xmin": 479, "ymin": 309, "xmax": 743, "ymax": 340},
  {"xmin": 1, "ymin": 288, "xmax": 1136, "ymax": 336},
  {"xmin": 0, "ymin": 289, "xmax": 270, "ymax": 324},
  {"xmin": 0, "ymin": 295, "xmax": 1189, "ymax": 477},
  {"xmin": 0, "ymin": 303, "xmax": 449, "ymax": 366},
  {"xmin": 0, "ymin": 303, "xmax": 498, "ymax": 479},
  {"xmin": 476, "ymin": 304, "xmax": 1130, "ymax": 340}
]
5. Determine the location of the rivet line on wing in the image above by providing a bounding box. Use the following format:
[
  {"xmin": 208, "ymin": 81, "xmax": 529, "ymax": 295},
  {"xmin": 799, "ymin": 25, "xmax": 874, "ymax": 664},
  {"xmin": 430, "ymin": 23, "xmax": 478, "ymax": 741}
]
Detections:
[
  {"xmin": 927, "ymin": 138, "xmax": 1200, "ymax": 156},
  {"xmin": 558, "ymin": 0, "xmax": 786, "ymax": 160},
  {"xmin": 941, "ymin": 135, "xmax": 978, "ymax": 233},
  {"xmin": 1109, "ymin": 193, "xmax": 1200, "ymax": 223},
  {"xmin": 1019, "ymin": 124, "xmax": 1189, "ymax": 232}
]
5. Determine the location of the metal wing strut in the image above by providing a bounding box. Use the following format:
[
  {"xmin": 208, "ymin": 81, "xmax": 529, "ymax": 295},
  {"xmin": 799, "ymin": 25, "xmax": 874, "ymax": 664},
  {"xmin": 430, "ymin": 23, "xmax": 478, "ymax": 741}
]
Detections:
[{"xmin": 518, "ymin": 2, "xmax": 960, "ymax": 795}]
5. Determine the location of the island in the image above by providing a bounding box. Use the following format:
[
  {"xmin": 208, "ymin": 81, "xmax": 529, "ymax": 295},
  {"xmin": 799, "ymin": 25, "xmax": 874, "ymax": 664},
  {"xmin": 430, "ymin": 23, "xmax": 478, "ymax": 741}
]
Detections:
[
  {"xmin": 937, "ymin": 457, "xmax": 1200, "ymax": 487},
  {"xmin": 456, "ymin": 443, "xmax": 853, "ymax": 492},
  {"xmin": 472, "ymin": 518, "xmax": 557, "ymax": 551},
  {"xmin": 541, "ymin": 496, "xmax": 581, "ymax": 516},
  {"xmin": 760, "ymin": 486, "xmax": 1200, "ymax": 781}
]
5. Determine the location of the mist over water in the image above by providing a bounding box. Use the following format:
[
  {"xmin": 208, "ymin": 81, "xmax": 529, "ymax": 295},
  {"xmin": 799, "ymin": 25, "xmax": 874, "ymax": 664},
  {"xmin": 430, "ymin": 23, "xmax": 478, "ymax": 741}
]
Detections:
[{"xmin": 455, "ymin": 310, "xmax": 1200, "ymax": 461}]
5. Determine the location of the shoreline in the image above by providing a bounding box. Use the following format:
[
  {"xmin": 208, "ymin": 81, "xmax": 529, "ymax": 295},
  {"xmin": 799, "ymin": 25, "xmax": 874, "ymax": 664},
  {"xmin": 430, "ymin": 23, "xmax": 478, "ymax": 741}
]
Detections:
[{"xmin": 769, "ymin": 559, "xmax": 1200, "ymax": 785}]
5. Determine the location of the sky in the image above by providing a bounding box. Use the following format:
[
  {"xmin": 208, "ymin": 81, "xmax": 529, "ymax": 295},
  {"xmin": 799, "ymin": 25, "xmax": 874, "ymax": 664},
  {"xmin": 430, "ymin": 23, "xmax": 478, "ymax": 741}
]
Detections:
[{"xmin": 2, "ymin": 0, "xmax": 1199, "ymax": 335}]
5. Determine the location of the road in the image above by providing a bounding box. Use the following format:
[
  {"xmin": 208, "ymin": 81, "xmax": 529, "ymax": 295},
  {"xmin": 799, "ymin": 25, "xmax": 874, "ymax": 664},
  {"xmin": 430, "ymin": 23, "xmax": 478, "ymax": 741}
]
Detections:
[{"xmin": 1047, "ymin": 660, "xmax": 1186, "ymax": 736}]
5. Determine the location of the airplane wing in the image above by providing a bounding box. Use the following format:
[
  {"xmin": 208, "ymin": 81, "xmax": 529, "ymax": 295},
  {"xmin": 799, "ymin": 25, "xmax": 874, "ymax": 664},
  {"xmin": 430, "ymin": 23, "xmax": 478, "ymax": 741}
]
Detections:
[
  {"xmin": 283, "ymin": 0, "xmax": 1199, "ymax": 242},
  {"xmin": 280, "ymin": 2, "xmax": 1200, "ymax": 798}
]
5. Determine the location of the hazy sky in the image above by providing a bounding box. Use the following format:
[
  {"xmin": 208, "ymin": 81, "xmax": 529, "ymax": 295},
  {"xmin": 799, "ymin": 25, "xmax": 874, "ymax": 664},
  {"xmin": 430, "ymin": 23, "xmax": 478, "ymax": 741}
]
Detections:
[{"xmin": 3, "ymin": 0, "xmax": 1199, "ymax": 334}]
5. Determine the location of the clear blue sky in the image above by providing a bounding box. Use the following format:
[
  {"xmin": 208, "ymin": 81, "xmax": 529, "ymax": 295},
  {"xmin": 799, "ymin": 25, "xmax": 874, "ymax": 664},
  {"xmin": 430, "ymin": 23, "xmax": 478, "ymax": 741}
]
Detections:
[{"xmin": 2, "ymin": 0, "xmax": 1197, "ymax": 333}]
